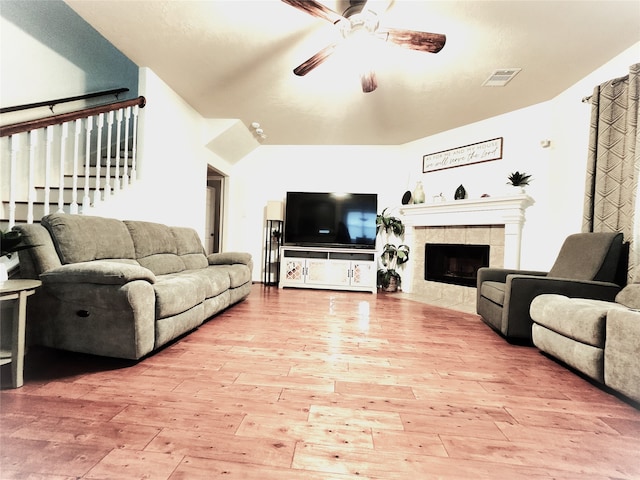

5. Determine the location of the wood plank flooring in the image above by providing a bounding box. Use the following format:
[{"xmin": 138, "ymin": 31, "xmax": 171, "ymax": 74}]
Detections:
[{"xmin": 1, "ymin": 284, "xmax": 639, "ymax": 479}]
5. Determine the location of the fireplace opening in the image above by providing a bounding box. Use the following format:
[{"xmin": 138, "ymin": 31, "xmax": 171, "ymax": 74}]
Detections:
[{"xmin": 425, "ymin": 243, "xmax": 490, "ymax": 287}]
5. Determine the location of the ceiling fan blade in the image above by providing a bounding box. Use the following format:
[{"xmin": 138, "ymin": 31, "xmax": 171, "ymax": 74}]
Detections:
[
  {"xmin": 383, "ymin": 28, "xmax": 446, "ymax": 53},
  {"xmin": 293, "ymin": 43, "xmax": 339, "ymax": 76},
  {"xmin": 281, "ymin": 0, "xmax": 345, "ymax": 24},
  {"xmin": 361, "ymin": 70, "xmax": 377, "ymax": 93}
]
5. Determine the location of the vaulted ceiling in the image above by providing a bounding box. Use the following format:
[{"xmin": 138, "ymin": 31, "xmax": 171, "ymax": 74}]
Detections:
[{"xmin": 65, "ymin": 0, "xmax": 640, "ymax": 145}]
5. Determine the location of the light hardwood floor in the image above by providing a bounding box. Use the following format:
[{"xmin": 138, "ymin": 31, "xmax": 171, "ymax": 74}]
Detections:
[{"xmin": 1, "ymin": 284, "xmax": 639, "ymax": 479}]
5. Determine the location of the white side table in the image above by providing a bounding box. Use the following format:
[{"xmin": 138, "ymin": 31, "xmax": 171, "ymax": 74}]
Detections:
[{"xmin": 0, "ymin": 279, "xmax": 41, "ymax": 388}]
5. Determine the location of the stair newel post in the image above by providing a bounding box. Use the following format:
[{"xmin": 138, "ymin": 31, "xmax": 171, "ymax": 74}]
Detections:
[
  {"xmin": 44, "ymin": 125, "xmax": 53, "ymax": 216},
  {"xmin": 93, "ymin": 113, "xmax": 104, "ymax": 206},
  {"xmin": 131, "ymin": 105, "xmax": 139, "ymax": 183},
  {"xmin": 70, "ymin": 119, "xmax": 81, "ymax": 214},
  {"xmin": 27, "ymin": 130, "xmax": 38, "ymax": 224},
  {"xmin": 122, "ymin": 106, "xmax": 131, "ymax": 189},
  {"xmin": 114, "ymin": 108, "xmax": 123, "ymax": 193},
  {"xmin": 104, "ymin": 110, "xmax": 114, "ymax": 198},
  {"xmin": 8, "ymin": 134, "xmax": 20, "ymax": 229},
  {"xmin": 57, "ymin": 122, "xmax": 68, "ymax": 213},
  {"xmin": 82, "ymin": 116, "xmax": 93, "ymax": 213}
]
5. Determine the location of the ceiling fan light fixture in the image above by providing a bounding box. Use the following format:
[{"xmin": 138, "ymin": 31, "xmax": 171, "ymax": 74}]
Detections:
[{"xmin": 250, "ymin": 121, "xmax": 267, "ymax": 140}]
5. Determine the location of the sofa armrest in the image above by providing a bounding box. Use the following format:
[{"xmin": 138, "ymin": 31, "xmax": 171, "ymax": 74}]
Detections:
[
  {"xmin": 503, "ymin": 275, "xmax": 621, "ymax": 339},
  {"xmin": 476, "ymin": 267, "xmax": 548, "ymax": 309},
  {"xmin": 40, "ymin": 260, "xmax": 156, "ymax": 285},
  {"xmin": 207, "ymin": 252, "xmax": 252, "ymax": 266}
]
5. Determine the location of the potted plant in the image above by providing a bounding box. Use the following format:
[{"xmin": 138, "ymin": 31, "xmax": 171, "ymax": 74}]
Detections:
[
  {"xmin": 1, "ymin": 229, "xmax": 34, "ymax": 281},
  {"xmin": 376, "ymin": 208, "xmax": 410, "ymax": 292},
  {"xmin": 507, "ymin": 171, "xmax": 532, "ymax": 192},
  {"xmin": 1, "ymin": 230, "xmax": 32, "ymax": 258}
]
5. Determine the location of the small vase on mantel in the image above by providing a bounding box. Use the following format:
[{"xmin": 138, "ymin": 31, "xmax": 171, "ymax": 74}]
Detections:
[
  {"xmin": 412, "ymin": 181, "xmax": 425, "ymax": 204},
  {"xmin": 454, "ymin": 184, "xmax": 466, "ymax": 200}
]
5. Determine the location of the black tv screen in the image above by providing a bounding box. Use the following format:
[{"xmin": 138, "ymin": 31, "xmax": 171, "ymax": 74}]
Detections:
[{"xmin": 284, "ymin": 192, "xmax": 377, "ymax": 249}]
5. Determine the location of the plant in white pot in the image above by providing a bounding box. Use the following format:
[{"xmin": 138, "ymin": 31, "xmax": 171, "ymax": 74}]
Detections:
[
  {"xmin": 507, "ymin": 171, "xmax": 532, "ymax": 192},
  {"xmin": 376, "ymin": 208, "xmax": 410, "ymax": 292}
]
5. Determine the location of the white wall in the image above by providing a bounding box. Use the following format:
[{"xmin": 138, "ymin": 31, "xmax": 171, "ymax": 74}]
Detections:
[
  {"xmin": 227, "ymin": 145, "xmax": 397, "ymax": 271},
  {"xmin": 0, "ymin": 0, "xmax": 138, "ymax": 123},
  {"xmin": 91, "ymin": 68, "xmax": 234, "ymax": 243},
  {"xmin": 236, "ymin": 42, "xmax": 639, "ymax": 279},
  {"xmin": 4, "ymin": 0, "xmax": 637, "ymax": 282}
]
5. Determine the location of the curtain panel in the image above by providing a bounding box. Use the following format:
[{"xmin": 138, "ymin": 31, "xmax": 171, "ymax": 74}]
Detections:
[{"xmin": 583, "ymin": 63, "xmax": 640, "ymax": 281}]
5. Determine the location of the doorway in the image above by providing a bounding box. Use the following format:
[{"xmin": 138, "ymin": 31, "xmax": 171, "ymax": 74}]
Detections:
[{"xmin": 206, "ymin": 166, "xmax": 225, "ymax": 254}]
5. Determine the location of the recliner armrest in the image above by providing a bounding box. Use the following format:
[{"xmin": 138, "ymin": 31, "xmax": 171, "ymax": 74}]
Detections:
[
  {"xmin": 503, "ymin": 275, "xmax": 621, "ymax": 338},
  {"xmin": 477, "ymin": 267, "xmax": 548, "ymax": 285},
  {"xmin": 40, "ymin": 260, "xmax": 156, "ymax": 285},
  {"xmin": 507, "ymin": 275, "xmax": 621, "ymax": 300}
]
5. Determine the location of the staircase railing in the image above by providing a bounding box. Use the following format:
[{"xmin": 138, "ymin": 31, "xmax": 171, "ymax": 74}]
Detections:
[{"xmin": 1, "ymin": 96, "xmax": 146, "ymax": 228}]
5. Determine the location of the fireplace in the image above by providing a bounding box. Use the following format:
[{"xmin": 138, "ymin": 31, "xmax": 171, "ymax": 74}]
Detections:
[{"xmin": 425, "ymin": 243, "xmax": 490, "ymax": 287}]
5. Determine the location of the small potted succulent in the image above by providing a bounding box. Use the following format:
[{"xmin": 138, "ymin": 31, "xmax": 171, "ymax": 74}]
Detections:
[{"xmin": 507, "ymin": 171, "xmax": 532, "ymax": 192}]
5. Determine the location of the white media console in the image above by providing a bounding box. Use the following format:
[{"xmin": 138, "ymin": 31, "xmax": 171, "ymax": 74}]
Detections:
[{"xmin": 279, "ymin": 246, "xmax": 377, "ymax": 293}]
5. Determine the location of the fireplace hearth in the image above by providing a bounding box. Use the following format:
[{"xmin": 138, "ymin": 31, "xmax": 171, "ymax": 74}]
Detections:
[{"xmin": 425, "ymin": 243, "xmax": 490, "ymax": 287}]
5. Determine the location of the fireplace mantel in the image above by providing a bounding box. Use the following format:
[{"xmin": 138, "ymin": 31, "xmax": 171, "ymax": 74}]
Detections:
[
  {"xmin": 399, "ymin": 194, "xmax": 534, "ymax": 228},
  {"xmin": 398, "ymin": 194, "xmax": 535, "ymax": 293}
]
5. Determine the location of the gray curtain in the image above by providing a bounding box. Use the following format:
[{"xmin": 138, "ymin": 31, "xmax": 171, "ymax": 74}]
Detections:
[{"xmin": 583, "ymin": 63, "xmax": 640, "ymax": 282}]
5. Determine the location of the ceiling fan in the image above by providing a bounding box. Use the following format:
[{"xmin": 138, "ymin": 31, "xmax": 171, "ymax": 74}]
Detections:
[{"xmin": 282, "ymin": 0, "xmax": 446, "ymax": 93}]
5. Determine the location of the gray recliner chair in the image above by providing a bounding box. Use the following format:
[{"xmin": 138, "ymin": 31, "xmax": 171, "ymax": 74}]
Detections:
[{"xmin": 476, "ymin": 232, "xmax": 625, "ymax": 342}]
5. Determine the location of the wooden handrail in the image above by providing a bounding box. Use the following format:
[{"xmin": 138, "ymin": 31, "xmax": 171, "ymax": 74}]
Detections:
[
  {"xmin": 0, "ymin": 88, "xmax": 129, "ymax": 114},
  {"xmin": 0, "ymin": 96, "xmax": 146, "ymax": 137}
]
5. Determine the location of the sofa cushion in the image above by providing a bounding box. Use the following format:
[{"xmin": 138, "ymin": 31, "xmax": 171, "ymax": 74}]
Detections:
[
  {"xmin": 125, "ymin": 220, "xmax": 186, "ymax": 275},
  {"xmin": 480, "ymin": 281, "xmax": 506, "ymax": 306},
  {"xmin": 532, "ymin": 323, "xmax": 604, "ymax": 383},
  {"xmin": 216, "ymin": 264, "xmax": 252, "ymax": 288},
  {"xmin": 172, "ymin": 227, "xmax": 208, "ymax": 270},
  {"xmin": 42, "ymin": 213, "xmax": 136, "ymax": 264},
  {"xmin": 530, "ymin": 294, "xmax": 627, "ymax": 347},
  {"xmin": 547, "ymin": 232, "xmax": 621, "ymax": 281},
  {"xmin": 153, "ymin": 273, "xmax": 207, "ymax": 319},
  {"xmin": 183, "ymin": 268, "xmax": 231, "ymax": 298}
]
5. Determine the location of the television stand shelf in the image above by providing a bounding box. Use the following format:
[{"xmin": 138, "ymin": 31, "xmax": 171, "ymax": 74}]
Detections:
[{"xmin": 279, "ymin": 246, "xmax": 376, "ymax": 293}]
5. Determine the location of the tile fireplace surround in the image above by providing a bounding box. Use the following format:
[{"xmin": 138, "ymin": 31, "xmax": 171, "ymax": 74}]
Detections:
[{"xmin": 398, "ymin": 194, "xmax": 534, "ymax": 313}]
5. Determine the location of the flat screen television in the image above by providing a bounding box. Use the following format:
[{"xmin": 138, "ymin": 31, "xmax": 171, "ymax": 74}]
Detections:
[{"xmin": 284, "ymin": 191, "xmax": 377, "ymax": 249}]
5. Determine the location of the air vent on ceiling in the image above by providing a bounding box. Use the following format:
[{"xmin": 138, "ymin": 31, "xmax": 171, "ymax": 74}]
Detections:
[{"xmin": 482, "ymin": 68, "xmax": 522, "ymax": 87}]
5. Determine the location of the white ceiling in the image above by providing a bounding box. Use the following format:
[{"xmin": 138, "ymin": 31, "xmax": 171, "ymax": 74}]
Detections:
[{"xmin": 65, "ymin": 0, "xmax": 640, "ymax": 146}]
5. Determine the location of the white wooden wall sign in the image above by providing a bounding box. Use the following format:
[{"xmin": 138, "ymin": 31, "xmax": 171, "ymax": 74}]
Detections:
[{"xmin": 422, "ymin": 137, "xmax": 503, "ymax": 173}]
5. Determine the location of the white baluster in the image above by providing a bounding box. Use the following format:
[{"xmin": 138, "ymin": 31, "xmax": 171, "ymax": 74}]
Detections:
[
  {"xmin": 27, "ymin": 130, "xmax": 38, "ymax": 224},
  {"xmin": 122, "ymin": 107, "xmax": 131, "ymax": 189},
  {"xmin": 114, "ymin": 108, "xmax": 123, "ymax": 192},
  {"xmin": 104, "ymin": 110, "xmax": 114, "ymax": 198},
  {"xmin": 82, "ymin": 116, "xmax": 93, "ymax": 213},
  {"xmin": 131, "ymin": 105, "xmax": 139, "ymax": 183},
  {"xmin": 44, "ymin": 126, "xmax": 53, "ymax": 216},
  {"xmin": 93, "ymin": 113, "xmax": 104, "ymax": 205},
  {"xmin": 70, "ymin": 119, "xmax": 81, "ymax": 214},
  {"xmin": 8, "ymin": 134, "xmax": 20, "ymax": 229},
  {"xmin": 57, "ymin": 123, "xmax": 68, "ymax": 213}
]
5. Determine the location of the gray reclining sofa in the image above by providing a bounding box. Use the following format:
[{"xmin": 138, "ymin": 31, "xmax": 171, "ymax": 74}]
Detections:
[{"xmin": 14, "ymin": 213, "xmax": 252, "ymax": 360}]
